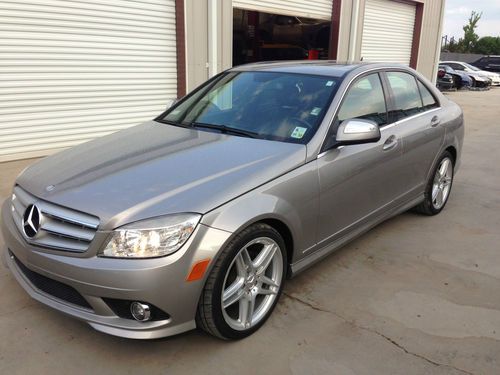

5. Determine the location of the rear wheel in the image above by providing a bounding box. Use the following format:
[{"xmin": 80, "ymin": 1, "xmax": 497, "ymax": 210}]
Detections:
[
  {"xmin": 414, "ymin": 151, "xmax": 454, "ymax": 215},
  {"xmin": 196, "ymin": 223, "xmax": 286, "ymax": 340}
]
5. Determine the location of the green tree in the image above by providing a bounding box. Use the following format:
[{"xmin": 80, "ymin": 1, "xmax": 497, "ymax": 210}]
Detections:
[
  {"xmin": 458, "ymin": 11, "xmax": 482, "ymax": 52},
  {"xmin": 474, "ymin": 36, "xmax": 500, "ymax": 55}
]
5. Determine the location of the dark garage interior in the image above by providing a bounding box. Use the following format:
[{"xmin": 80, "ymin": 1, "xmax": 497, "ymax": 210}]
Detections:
[{"xmin": 233, "ymin": 8, "xmax": 331, "ymax": 66}]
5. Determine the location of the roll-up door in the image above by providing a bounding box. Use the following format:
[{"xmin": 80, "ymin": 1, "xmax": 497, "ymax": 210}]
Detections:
[
  {"xmin": 360, "ymin": 0, "xmax": 416, "ymax": 65},
  {"xmin": 233, "ymin": 0, "xmax": 332, "ymax": 20},
  {"xmin": 0, "ymin": 0, "xmax": 177, "ymax": 162}
]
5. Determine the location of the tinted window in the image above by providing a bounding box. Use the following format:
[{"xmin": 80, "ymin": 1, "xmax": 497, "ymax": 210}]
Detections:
[
  {"xmin": 491, "ymin": 57, "xmax": 500, "ymax": 64},
  {"xmin": 161, "ymin": 71, "xmax": 339, "ymax": 144},
  {"xmin": 448, "ymin": 63, "xmax": 465, "ymax": 71},
  {"xmin": 337, "ymin": 73, "xmax": 387, "ymax": 126},
  {"xmin": 417, "ymin": 81, "xmax": 438, "ymax": 110},
  {"xmin": 386, "ymin": 72, "xmax": 423, "ymax": 121}
]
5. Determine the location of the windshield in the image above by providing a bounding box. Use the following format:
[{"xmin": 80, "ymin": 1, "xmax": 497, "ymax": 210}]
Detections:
[
  {"xmin": 159, "ymin": 71, "xmax": 339, "ymax": 144},
  {"xmin": 463, "ymin": 62, "xmax": 480, "ymax": 71}
]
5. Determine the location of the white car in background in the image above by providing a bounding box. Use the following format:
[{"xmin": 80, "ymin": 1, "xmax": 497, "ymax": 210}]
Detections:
[{"xmin": 441, "ymin": 61, "xmax": 500, "ymax": 86}]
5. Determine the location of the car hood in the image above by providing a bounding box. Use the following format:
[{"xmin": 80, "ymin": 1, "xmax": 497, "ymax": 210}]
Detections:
[
  {"xmin": 478, "ymin": 70, "xmax": 499, "ymax": 79},
  {"xmin": 467, "ymin": 72, "xmax": 489, "ymax": 81},
  {"xmin": 17, "ymin": 121, "xmax": 306, "ymax": 229}
]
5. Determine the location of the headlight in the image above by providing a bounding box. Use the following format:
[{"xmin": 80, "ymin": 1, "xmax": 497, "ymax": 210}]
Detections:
[{"xmin": 99, "ymin": 213, "xmax": 201, "ymax": 258}]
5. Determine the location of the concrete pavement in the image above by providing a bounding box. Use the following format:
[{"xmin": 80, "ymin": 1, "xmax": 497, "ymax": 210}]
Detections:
[{"xmin": 1, "ymin": 89, "xmax": 499, "ymax": 374}]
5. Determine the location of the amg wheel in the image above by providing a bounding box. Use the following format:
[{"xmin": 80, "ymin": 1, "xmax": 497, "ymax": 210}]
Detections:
[
  {"xmin": 414, "ymin": 151, "xmax": 454, "ymax": 215},
  {"xmin": 196, "ymin": 223, "xmax": 286, "ymax": 340}
]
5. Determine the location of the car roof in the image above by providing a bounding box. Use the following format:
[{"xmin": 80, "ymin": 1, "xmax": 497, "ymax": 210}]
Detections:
[{"xmin": 229, "ymin": 60, "xmax": 411, "ymax": 78}]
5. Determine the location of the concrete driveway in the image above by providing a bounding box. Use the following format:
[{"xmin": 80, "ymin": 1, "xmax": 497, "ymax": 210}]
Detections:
[{"xmin": 1, "ymin": 89, "xmax": 499, "ymax": 375}]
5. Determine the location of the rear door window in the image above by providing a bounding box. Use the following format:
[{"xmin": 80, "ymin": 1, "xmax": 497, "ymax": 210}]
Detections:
[
  {"xmin": 386, "ymin": 71, "xmax": 423, "ymax": 122},
  {"xmin": 417, "ymin": 81, "xmax": 438, "ymax": 110}
]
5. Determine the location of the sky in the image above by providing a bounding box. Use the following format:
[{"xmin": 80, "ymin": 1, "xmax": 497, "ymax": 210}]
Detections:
[{"xmin": 443, "ymin": 0, "xmax": 500, "ymax": 39}]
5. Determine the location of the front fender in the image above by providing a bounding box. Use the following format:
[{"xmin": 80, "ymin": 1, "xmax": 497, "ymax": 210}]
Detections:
[{"xmin": 200, "ymin": 161, "xmax": 320, "ymax": 264}]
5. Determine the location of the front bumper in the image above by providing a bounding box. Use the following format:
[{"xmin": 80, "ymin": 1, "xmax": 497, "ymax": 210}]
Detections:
[{"xmin": 1, "ymin": 199, "xmax": 231, "ymax": 339}]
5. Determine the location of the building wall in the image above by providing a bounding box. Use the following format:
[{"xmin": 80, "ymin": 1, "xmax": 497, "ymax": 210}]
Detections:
[
  {"xmin": 185, "ymin": 0, "xmax": 445, "ymax": 92},
  {"xmin": 336, "ymin": 0, "xmax": 445, "ymax": 82},
  {"xmin": 416, "ymin": 0, "xmax": 446, "ymax": 82},
  {"xmin": 185, "ymin": 0, "xmax": 232, "ymax": 92}
]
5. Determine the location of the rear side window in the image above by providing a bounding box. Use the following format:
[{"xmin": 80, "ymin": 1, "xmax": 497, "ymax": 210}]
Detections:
[
  {"xmin": 337, "ymin": 73, "xmax": 387, "ymax": 126},
  {"xmin": 417, "ymin": 81, "xmax": 438, "ymax": 110},
  {"xmin": 448, "ymin": 63, "xmax": 464, "ymax": 71},
  {"xmin": 386, "ymin": 71, "xmax": 423, "ymax": 121}
]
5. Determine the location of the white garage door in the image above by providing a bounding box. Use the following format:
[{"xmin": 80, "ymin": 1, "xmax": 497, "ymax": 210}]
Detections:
[
  {"xmin": 233, "ymin": 0, "xmax": 332, "ymax": 20},
  {"xmin": 0, "ymin": 0, "xmax": 177, "ymax": 162},
  {"xmin": 360, "ymin": 0, "xmax": 416, "ymax": 65}
]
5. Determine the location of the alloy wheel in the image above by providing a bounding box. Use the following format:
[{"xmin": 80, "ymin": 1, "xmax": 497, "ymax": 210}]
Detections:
[
  {"xmin": 221, "ymin": 237, "xmax": 283, "ymax": 331},
  {"xmin": 432, "ymin": 157, "xmax": 453, "ymax": 210}
]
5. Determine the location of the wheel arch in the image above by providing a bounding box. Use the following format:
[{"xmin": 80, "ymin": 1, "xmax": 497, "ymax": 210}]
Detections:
[{"xmin": 445, "ymin": 145, "xmax": 457, "ymax": 164}]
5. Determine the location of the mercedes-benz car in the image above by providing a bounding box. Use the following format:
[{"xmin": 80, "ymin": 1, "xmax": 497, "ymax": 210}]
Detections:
[{"xmin": 1, "ymin": 62, "xmax": 464, "ymax": 340}]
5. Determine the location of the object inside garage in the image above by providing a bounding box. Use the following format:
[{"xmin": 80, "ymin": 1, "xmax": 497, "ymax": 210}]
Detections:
[{"xmin": 233, "ymin": 8, "xmax": 331, "ymax": 66}]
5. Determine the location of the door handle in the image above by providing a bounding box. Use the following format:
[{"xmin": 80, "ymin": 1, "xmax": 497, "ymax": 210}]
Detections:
[
  {"xmin": 383, "ymin": 135, "xmax": 398, "ymax": 151},
  {"xmin": 430, "ymin": 115, "xmax": 440, "ymax": 127}
]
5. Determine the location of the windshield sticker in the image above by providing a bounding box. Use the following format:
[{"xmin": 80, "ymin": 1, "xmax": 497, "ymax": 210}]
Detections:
[
  {"xmin": 291, "ymin": 127, "xmax": 307, "ymax": 139},
  {"xmin": 326, "ymin": 80, "xmax": 334, "ymax": 86},
  {"xmin": 310, "ymin": 107, "xmax": 322, "ymax": 116}
]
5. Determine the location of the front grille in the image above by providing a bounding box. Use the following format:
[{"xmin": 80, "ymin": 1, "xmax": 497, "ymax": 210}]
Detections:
[
  {"xmin": 11, "ymin": 185, "xmax": 99, "ymax": 253},
  {"xmin": 12, "ymin": 253, "xmax": 92, "ymax": 310}
]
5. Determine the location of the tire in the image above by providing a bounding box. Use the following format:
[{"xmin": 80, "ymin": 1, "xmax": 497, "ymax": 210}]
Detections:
[
  {"xmin": 414, "ymin": 151, "xmax": 454, "ymax": 216},
  {"xmin": 196, "ymin": 223, "xmax": 287, "ymax": 340}
]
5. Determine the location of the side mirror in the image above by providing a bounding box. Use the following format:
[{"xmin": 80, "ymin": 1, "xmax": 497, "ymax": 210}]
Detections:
[{"xmin": 336, "ymin": 119, "xmax": 381, "ymax": 145}]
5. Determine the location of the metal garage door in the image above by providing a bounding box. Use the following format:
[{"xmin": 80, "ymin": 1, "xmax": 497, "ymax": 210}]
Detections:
[
  {"xmin": 233, "ymin": 0, "xmax": 332, "ymax": 20},
  {"xmin": 0, "ymin": 0, "xmax": 177, "ymax": 162},
  {"xmin": 360, "ymin": 0, "xmax": 416, "ymax": 65}
]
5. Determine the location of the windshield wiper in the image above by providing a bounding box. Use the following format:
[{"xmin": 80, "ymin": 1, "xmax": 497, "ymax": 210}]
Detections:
[
  {"xmin": 156, "ymin": 119, "xmax": 191, "ymax": 128},
  {"xmin": 190, "ymin": 122, "xmax": 259, "ymax": 139}
]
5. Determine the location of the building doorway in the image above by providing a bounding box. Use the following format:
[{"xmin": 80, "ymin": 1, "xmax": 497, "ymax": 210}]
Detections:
[{"xmin": 233, "ymin": 9, "xmax": 331, "ymax": 66}]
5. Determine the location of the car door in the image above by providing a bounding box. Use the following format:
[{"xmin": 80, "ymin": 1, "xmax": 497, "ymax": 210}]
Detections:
[
  {"xmin": 315, "ymin": 72, "xmax": 407, "ymax": 246},
  {"xmin": 384, "ymin": 71, "xmax": 445, "ymax": 201}
]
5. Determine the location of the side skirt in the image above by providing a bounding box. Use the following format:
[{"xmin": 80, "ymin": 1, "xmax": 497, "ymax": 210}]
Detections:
[{"xmin": 289, "ymin": 195, "xmax": 424, "ymax": 277}]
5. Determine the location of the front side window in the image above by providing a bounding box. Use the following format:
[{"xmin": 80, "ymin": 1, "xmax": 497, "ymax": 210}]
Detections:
[
  {"xmin": 337, "ymin": 73, "xmax": 387, "ymax": 126},
  {"xmin": 160, "ymin": 71, "xmax": 339, "ymax": 144},
  {"xmin": 386, "ymin": 71, "xmax": 423, "ymax": 121}
]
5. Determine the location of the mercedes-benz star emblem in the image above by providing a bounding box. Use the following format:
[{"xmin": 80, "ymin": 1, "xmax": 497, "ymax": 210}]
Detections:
[{"xmin": 22, "ymin": 204, "xmax": 41, "ymax": 238}]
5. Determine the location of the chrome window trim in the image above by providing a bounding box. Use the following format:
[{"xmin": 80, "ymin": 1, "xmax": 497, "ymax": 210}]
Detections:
[
  {"xmin": 317, "ymin": 66, "xmax": 442, "ymax": 159},
  {"xmin": 380, "ymin": 107, "xmax": 441, "ymax": 132}
]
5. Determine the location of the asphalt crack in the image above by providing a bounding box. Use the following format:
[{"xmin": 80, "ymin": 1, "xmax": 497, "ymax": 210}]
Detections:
[{"xmin": 282, "ymin": 292, "xmax": 475, "ymax": 375}]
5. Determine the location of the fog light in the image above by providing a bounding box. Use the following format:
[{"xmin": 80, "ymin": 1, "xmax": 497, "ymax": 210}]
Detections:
[{"xmin": 130, "ymin": 302, "xmax": 151, "ymax": 322}]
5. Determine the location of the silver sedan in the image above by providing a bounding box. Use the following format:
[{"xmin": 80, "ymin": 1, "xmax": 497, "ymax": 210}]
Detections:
[{"xmin": 1, "ymin": 61, "xmax": 464, "ymax": 340}]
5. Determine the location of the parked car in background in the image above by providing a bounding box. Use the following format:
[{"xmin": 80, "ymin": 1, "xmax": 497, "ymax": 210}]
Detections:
[
  {"xmin": 441, "ymin": 60, "xmax": 500, "ymax": 86},
  {"xmin": 472, "ymin": 56, "xmax": 500, "ymax": 73},
  {"xmin": 2, "ymin": 62, "xmax": 464, "ymax": 340},
  {"xmin": 438, "ymin": 65, "xmax": 472, "ymax": 89},
  {"xmin": 437, "ymin": 67, "xmax": 454, "ymax": 90}
]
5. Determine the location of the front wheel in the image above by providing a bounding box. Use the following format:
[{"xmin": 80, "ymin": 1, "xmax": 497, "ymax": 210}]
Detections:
[
  {"xmin": 196, "ymin": 223, "xmax": 286, "ymax": 340},
  {"xmin": 414, "ymin": 151, "xmax": 454, "ymax": 215}
]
